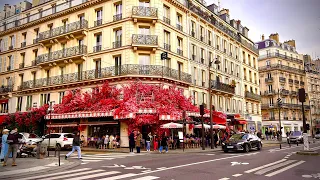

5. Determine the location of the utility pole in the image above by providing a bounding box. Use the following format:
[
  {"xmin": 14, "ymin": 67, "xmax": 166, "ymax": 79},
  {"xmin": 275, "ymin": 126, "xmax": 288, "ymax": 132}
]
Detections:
[{"xmin": 277, "ymin": 89, "xmax": 282, "ymax": 149}]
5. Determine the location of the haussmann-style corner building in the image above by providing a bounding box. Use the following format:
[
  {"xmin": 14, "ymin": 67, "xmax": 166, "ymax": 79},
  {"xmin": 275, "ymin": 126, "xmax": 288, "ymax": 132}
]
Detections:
[
  {"xmin": 0, "ymin": 0, "xmax": 261, "ymax": 146},
  {"xmin": 256, "ymin": 33, "xmax": 312, "ymax": 137}
]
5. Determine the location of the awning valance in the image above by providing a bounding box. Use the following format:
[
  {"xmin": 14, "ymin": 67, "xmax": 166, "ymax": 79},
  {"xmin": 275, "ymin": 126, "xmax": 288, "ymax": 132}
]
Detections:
[
  {"xmin": 45, "ymin": 111, "xmax": 113, "ymax": 120},
  {"xmin": 0, "ymin": 99, "xmax": 8, "ymax": 104},
  {"xmin": 0, "ymin": 115, "xmax": 6, "ymax": 125},
  {"xmin": 47, "ymin": 123, "xmax": 78, "ymax": 127},
  {"xmin": 236, "ymin": 119, "xmax": 247, "ymax": 124}
]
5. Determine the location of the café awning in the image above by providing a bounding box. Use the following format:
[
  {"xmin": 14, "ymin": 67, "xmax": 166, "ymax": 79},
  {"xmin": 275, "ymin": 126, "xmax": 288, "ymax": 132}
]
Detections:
[{"xmin": 45, "ymin": 111, "xmax": 113, "ymax": 120}]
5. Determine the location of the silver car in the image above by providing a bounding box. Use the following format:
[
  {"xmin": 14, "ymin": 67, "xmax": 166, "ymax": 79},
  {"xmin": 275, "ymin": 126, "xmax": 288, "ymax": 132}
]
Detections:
[
  {"xmin": 288, "ymin": 131, "xmax": 303, "ymax": 143},
  {"xmin": 20, "ymin": 132, "xmax": 43, "ymax": 147}
]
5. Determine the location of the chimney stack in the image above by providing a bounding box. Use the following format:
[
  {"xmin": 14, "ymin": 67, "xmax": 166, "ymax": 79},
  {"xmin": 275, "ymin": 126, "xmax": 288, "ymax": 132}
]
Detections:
[
  {"xmin": 269, "ymin": 33, "xmax": 279, "ymax": 43},
  {"xmin": 262, "ymin": 34, "xmax": 265, "ymax": 40},
  {"xmin": 286, "ymin": 40, "xmax": 296, "ymax": 48}
]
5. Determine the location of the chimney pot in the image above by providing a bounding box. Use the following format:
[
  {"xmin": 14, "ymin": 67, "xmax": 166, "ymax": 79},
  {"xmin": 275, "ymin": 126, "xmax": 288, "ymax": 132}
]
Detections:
[{"xmin": 262, "ymin": 34, "xmax": 265, "ymax": 40}]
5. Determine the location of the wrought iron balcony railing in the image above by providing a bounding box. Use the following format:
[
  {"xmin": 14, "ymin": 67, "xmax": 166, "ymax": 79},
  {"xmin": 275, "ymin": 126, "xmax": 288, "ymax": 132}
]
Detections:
[
  {"xmin": 264, "ymin": 90, "xmax": 276, "ymax": 95},
  {"xmin": 279, "ymin": 77, "xmax": 286, "ymax": 83},
  {"xmin": 31, "ymin": 60, "xmax": 37, "ymax": 66},
  {"xmin": 0, "ymin": 86, "xmax": 13, "ymax": 93},
  {"xmin": 281, "ymin": 89, "xmax": 290, "ymax": 95},
  {"xmin": 294, "ymin": 80, "xmax": 299, "ymax": 85},
  {"xmin": 245, "ymin": 91, "xmax": 261, "ymax": 101},
  {"xmin": 176, "ymin": 24, "xmax": 183, "ymax": 31},
  {"xmin": 94, "ymin": 19, "xmax": 103, "ymax": 27},
  {"xmin": 132, "ymin": 6, "xmax": 158, "ymax": 18},
  {"xmin": 291, "ymin": 91, "xmax": 298, "ymax": 96},
  {"xmin": 211, "ymin": 80, "xmax": 235, "ymax": 94},
  {"xmin": 93, "ymin": 45, "xmax": 102, "ymax": 53},
  {"xmin": 113, "ymin": 41, "xmax": 122, "ymax": 49},
  {"xmin": 300, "ymin": 81, "xmax": 305, "ymax": 86},
  {"xmin": 132, "ymin": 34, "xmax": 158, "ymax": 46},
  {"xmin": 7, "ymin": 66, "xmax": 12, "ymax": 71},
  {"xmin": 19, "ymin": 63, "xmax": 25, "ymax": 69},
  {"xmin": 163, "ymin": 16, "xmax": 170, "ymax": 25},
  {"xmin": 36, "ymin": 45, "xmax": 87, "ymax": 64},
  {"xmin": 265, "ymin": 77, "xmax": 273, "ymax": 83},
  {"xmin": 177, "ymin": 48, "xmax": 183, "ymax": 56},
  {"xmin": 33, "ymin": 38, "xmax": 39, "ymax": 44},
  {"xmin": 289, "ymin": 79, "xmax": 293, "ymax": 84},
  {"xmin": 113, "ymin": 14, "xmax": 122, "ymax": 22},
  {"xmin": 21, "ymin": 41, "xmax": 26, "ymax": 48},
  {"xmin": 258, "ymin": 64, "xmax": 305, "ymax": 74},
  {"xmin": 258, "ymin": 53, "xmax": 303, "ymax": 64},
  {"xmin": 38, "ymin": 20, "xmax": 88, "ymax": 41},
  {"xmin": 19, "ymin": 64, "xmax": 192, "ymax": 90},
  {"xmin": 164, "ymin": 43, "xmax": 171, "ymax": 51}
]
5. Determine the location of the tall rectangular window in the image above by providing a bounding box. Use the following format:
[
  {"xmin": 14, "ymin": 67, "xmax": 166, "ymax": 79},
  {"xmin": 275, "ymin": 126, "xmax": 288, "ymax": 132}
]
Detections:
[
  {"xmin": 95, "ymin": 59, "xmax": 101, "ymax": 78},
  {"xmin": 59, "ymin": 92, "xmax": 65, "ymax": 104},
  {"xmin": 26, "ymin": 95, "xmax": 32, "ymax": 110},
  {"xmin": 115, "ymin": 56, "xmax": 122, "ymax": 75},
  {"xmin": 78, "ymin": 63, "xmax": 83, "ymax": 80},
  {"xmin": 176, "ymin": 13, "xmax": 182, "ymax": 31},
  {"xmin": 163, "ymin": 5, "xmax": 170, "ymax": 24},
  {"xmin": 114, "ymin": 29, "xmax": 122, "ymax": 48},
  {"xmin": 115, "ymin": 3, "xmax": 122, "ymax": 15},
  {"xmin": 17, "ymin": 97, "xmax": 23, "ymax": 111},
  {"xmin": 164, "ymin": 31, "xmax": 170, "ymax": 50}
]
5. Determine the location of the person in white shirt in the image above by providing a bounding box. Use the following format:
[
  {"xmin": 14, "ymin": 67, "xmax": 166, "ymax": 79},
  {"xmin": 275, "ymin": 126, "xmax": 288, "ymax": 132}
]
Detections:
[{"xmin": 104, "ymin": 135, "xmax": 109, "ymax": 149}]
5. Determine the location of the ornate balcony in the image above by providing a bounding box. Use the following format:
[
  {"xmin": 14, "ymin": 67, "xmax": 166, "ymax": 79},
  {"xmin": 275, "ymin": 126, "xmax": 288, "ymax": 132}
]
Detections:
[
  {"xmin": 38, "ymin": 20, "xmax": 88, "ymax": 44},
  {"xmin": 94, "ymin": 19, "xmax": 103, "ymax": 27},
  {"xmin": 177, "ymin": 48, "xmax": 183, "ymax": 56},
  {"xmin": 245, "ymin": 91, "xmax": 261, "ymax": 102},
  {"xmin": 258, "ymin": 53, "xmax": 303, "ymax": 64},
  {"xmin": 93, "ymin": 45, "xmax": 102, "ymax": 53},
  {"xmin": 36, "ymin": 45, "xmax": 87, "ymax": 67},
  {"xmin": 132, "ymin": 6, "xmax": 158, "ymax": 23},
  {"xmin": 280, "ymin": 89, "xmax": 290, "ymax": 96},
  {"xmin": 113, "ymin": 14, "xmax": 122, "ymax": 22},
  {"xmin": 263, "ymin": 90, "xmax": 276, "ymax": 96},
  {"xmin": 258, "ymin": 64, "xmax": 305, "ymax": 74},
  {"xmin": 265, "ymin": 77, "xmax": 273, "ymax": 83},
  {"xmin": 19, "ymin": 64, "xmax": 192, "ymax": 90},
  {"xmin": 289, "ymin": 79, "xmax": 293, "ymax": 84},
  {"xmin": 210, "ymin": 80, "xmax": 235, "ymax": 96},
  {"xmin": 163, "ymin": 16, "xmax": 170, "ymax": 25},
  {"xmin": 279, "ymin": 77, "xmax": 286, "ymax": 83},
  {"xmin": 113, "ymin": 41, "xmax": 122, "ymax": 49},
  {"xmin": 291, "ymin": 91, "xmax": 298, "ymax": 96},
  {"xmin": 176, "ymin": 24, "xmax": 183, "ymax": 31},
  {"xmin": 0, "ymin": 86, "xmax": 13, "ymax": 94},
  {"xmin": 164, "ymin": 43, "xmax": 171, "ymax": 51},
  {"xmin": 294, "ymin": 80, "xmax": 299, "ymax": 85},
  {"xmin": 132, "ymin": 34, "xmax": 158, "ymax": 51}
]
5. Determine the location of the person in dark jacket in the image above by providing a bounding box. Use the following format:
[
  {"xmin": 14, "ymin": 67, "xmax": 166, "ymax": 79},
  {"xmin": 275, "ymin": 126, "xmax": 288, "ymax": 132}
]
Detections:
[
  {"xmin": 65, "ymin": 131, "xmax": 82, "ymax": 160},
  {"xmin": 129, "ymin": 130, "xmax": 135, "ymax": 153},
  {"xmin": 159, "ymin": 134, "xmax": 168, "ymax": 153}
]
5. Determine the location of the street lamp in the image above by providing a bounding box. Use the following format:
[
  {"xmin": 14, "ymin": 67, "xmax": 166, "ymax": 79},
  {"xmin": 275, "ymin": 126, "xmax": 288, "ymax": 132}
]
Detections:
[
  {"xmin": 47, "ymin": 101, "xmax": 55, "ymax": 157},
  {"xmin": 209, "ymin": 57, "xmax": 221, "ymax": 149},
  {"xmin": 277, "ymin": 88, "xmax": 283, "ymax": 149}
]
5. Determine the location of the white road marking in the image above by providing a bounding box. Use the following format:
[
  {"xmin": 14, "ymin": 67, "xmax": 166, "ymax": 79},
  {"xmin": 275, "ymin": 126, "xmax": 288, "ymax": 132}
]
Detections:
[
  {"xmin": 254, "ymin": 160, "xmax": 296, "ymax": 175},
  {"xmin": 97, "ymin": 173, "xmax": 137, "ymax": 180},
  {"xmin": 245, "ymin": 159, "xmax": 287, "ymax": 173},
  {"xmin": 218, "ymin": 178, "xmax": 230, "ymax": 180},
  {"xmin": 0, "ymin": 166, "xmax": 49, "ymax": 176},
  {"xmin": 131, "ymin": 176, "xmax": 159, "ymax": 180},
  {"xmin": 206, "ymin": 154, "xmax": 215, "ymax": 156},
  {"xmin": 265, "ymin": 161, "xmax": 305, "ymax": 177},
  {"xmin": 16, "ymin": 168, "xmax": 91, "ymax": 180},
  {"xmin": 232, "ymin": 174, "xmax": 242, "ymax": 177},
  {"xmin": 82, "ymin": 159, "xmax": 105, "ymax": 162},
  {"xmin": 44, "ymin": 169, "xmax": 105, "ymax": 180},
  {"xmin": 67, "ymin": 171, "xmax": 121, "ymax": 180},
  {"xmin": 302, "ymin": 174, "xmax": 313, "ymax": 178},
  {"xmin": 71, "ymin": 157, "xmax": 115, "ymax": 160}
]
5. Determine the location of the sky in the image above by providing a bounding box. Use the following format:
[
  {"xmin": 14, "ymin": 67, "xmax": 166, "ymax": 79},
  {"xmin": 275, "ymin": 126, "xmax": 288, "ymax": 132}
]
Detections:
[{"xmin": 1, "ymin": 0, "xmax": 319, "ymax": 58}]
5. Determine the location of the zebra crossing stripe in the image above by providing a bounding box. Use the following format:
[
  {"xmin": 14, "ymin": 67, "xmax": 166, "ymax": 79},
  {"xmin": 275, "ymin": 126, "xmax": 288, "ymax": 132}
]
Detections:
[
  {"xmin": 265, "ymin": 161, "xmax": 305, "ymax": 177},
  {"xmin": 45, "ymin": 169, "xmax": 105, "ymax": 180},
  {"xmin": 244, "ymin": 159, "xmax": 287, "ymax": 173},
  {"xmin": 70, "ymin": 157, "xmax": 115, "ymax": 160},
  {"xmin": 97, "ymin": 173, "xmax": 137, "ymax": 180},
  {"xmin": 16, "ymin": 168, "xmax": 91, "ymax": 180},
  {"xmin": 67, "ymin": 171, "xmax": 121, "ymax": 180},
  {"xmin": 131, "ymin": 176, "xmax": 160, "ymax": 180},
  {"xmin": 254, "ymin": 160, "xmax": 296, "ymax": 175}
]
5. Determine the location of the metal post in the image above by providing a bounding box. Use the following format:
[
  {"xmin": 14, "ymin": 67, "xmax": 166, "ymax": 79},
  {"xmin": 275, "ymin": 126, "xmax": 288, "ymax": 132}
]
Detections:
[
  {"xmin": 201, "ymin": 114, "xmax": 205, "ymax": 150},
  {"xmin": 183, "ymin": 115, "xmax": 185, "ymax": 152},
  {"xmin": 48, "ymin": 102, "xmax": 52, "ymax": 157},
  {"xmin": 302, "ymin": 102, "xmax": 306, "ymax": 133},
  {"xmin": 278, "ymin": 89, "xmax": 282, "ymax": 149},
  {"xmin": 309, "ymin": 100, "xmax": 313, "ymax": 137},
  {"xmin": 58, "ymin": 147, "xmax": 60, "ymax": 166},
  {"xmin": 208, "ymin": 62, "xmax": 214, "ymax": 149}
]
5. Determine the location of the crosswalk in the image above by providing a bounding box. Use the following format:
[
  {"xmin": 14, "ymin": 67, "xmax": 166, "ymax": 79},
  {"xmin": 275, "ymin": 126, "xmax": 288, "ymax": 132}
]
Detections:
[
  {"xmin": 67, "ymin": 153, "xmax": 145, "ymax": 165},
  {"xmin": 244, "ymin": 159, "xmax": 305, "ymax": 177},
  {"xmin": 15, "ymin": 168, "xmax": 158, "ymax": 180}
]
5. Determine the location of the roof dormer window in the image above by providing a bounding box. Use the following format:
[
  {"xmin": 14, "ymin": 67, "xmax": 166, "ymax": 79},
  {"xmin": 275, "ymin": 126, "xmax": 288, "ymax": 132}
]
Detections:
[{"xmin": 265, "ymin": 41, "xmax": 269, "ymax": 47}]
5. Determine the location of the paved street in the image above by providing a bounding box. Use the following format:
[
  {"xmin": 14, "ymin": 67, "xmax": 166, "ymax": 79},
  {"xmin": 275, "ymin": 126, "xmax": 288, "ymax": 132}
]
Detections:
[{"xmin": 3, "ymin": 142, "xmax": 319, "ymax": 180}]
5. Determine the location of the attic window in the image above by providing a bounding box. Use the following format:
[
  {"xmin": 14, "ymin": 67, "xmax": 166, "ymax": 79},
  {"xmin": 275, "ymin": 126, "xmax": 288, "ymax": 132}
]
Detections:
[
  {"xmin": 265, "ymin": 41, "xmax": 269, "ymax": 47},
  {"xmin": 254, "ymin": 44, "xmax": 258, "ymax": 49}
]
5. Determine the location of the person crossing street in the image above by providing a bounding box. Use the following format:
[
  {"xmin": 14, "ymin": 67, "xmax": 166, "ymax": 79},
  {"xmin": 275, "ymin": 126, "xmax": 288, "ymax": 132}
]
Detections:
[{"xmin": 65, "ymin": 131, "xmax": 82, "ymax": 160}]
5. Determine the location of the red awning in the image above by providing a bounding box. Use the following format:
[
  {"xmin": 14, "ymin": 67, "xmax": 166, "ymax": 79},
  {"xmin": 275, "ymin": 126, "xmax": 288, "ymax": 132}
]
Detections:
[
  {"xmin": 0, "ymin": 99, "xmax": 8, "ymax": 104},
  {"xmin": 213, "ymin": 111, "xmax": 227, "ymax": 125},
  {"xmin": 316, "ymin": 124, "xmax": 320, "ymax": 128},
  {"xmin": 236, "ymin": 119, "xmax": 247, "ymax": 124},
  {"xmin": 0, "ymin": 115, "xmax": 6, "ymax": 125}
]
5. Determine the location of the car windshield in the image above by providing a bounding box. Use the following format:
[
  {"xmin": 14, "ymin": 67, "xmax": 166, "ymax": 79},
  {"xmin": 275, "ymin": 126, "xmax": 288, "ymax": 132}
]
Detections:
[
  {"xmin": 291, "ymin": 131, "xmax": 302, "ymax": 136},
  {"xmin": 23, "ymin": 133, "xmax": 40, "ymax": 139},
  {"xmin": 230, "ymin": 134, "xmax": 247, "ymax": 140}
]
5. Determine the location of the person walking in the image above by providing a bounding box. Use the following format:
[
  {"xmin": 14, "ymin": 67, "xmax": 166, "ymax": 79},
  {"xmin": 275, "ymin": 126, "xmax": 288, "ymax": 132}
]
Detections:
[
  {"xmin": 65, "ymin": 132, "xmax": 82, "ymax": 160},
  {"xmin": 129, "ymin": 130, "xmax": 135, "ymax": 153},
  {"xmin": 159, "ymin": 134, "xmax": 168, "ymax": 153},
  {"xmin": 213, "ymin": 132, "xmax": 218, "ymax": 148},
  {"xmin": 3, "ymin": 127, "xmax": 20, "ymax": 166},
  {"xmin": 0, "ymin": 129, "xmax": 10, "ymax": 163},
  {"xmin": 146, "ymin": 132, "xmax": 152, "ymax": 152},
  {"xmin": 153, "ymin": 135, "xmax": 158, "ymax": 151},
  {"xmin": 104, "ymin": 135, "xmax": 109, "ymax": 149},
  {"xmin": 135, "ymin": 131, "xmax": 142, "ymax": 153}
]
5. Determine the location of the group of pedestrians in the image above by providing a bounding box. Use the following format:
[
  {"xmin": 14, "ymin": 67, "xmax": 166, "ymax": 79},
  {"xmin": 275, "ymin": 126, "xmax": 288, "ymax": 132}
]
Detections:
[
  {"xmin": 1, "ymin": 127, "xmax": 22, "ymax": 167},
  {"xmin": 129, "ymin": 131, "xmax": 169, "ymax": 154}
]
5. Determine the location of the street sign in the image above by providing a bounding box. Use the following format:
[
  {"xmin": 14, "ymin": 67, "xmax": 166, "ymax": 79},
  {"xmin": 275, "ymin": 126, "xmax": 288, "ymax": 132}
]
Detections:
[
  {"xmin": 161, "ymin": 52, "xmax": 168, "ymax": 60},
  {"xmin": 277, "ymin": 98, "xmax": 282, "ymax": 107}
]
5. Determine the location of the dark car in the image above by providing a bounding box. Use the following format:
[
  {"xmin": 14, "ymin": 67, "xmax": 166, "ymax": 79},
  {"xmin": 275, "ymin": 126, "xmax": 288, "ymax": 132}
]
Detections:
[
  {"xmin": 288, "ymin": 131, "xmax": 303, "ymax": 143},
  {"xmin": 222, "ymin": 133, "xmax": 262, "ymax": 153}
]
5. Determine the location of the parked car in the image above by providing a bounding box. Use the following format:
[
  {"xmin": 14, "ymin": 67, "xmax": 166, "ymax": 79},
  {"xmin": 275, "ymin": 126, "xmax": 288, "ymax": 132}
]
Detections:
[
  {"xmin": 315, "ymin": 133, "xmax": 320, "ymax": 139},
  {"xmin": 20, "ymin": 132, "xmax": 43, "ymax": 148},
  {"xmin": 42, "ymin": 133, "xmax": 74, "ymax": 150},
  {"xmin": 222, "ymin": 133, "xmax": 262, "ymax": 153},
  {"xmin": 288, "ymin": 131, "xmax": 303, "ymax": 143}
]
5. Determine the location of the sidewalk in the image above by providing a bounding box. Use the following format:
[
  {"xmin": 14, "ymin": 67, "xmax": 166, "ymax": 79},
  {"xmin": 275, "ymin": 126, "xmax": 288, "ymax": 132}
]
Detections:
[{"xmin": 0, "ymin": 156, "xmax": 80, "ymax": 179}]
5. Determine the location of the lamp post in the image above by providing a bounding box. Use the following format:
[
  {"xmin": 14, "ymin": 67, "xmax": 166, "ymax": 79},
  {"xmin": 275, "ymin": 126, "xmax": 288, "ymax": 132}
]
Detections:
[
  {"xmin": 47, "ymin": 101, "xmax": 54, "ymax": 157},
  {"xmin": 209, "ymin": 58, "xmax": 220, "ymax": 149},
  {"xmin": 309, "ymin": 100, "xmax": 314, "ymax": 137},
  {"xmin": 277, "ymin": 89, "xmax": 283, "ymax": 149}
]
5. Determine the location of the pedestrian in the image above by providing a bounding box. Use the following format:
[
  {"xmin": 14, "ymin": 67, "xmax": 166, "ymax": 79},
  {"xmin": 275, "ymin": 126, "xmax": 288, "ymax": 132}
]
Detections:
[
  {"xmin": 213, "ymin": 132, "xmax": 218, "ymax": 148},
  {"xmin": 65, "ymin": 131, "xmax": 82, "ymax": 160},
  {"xmin": 159, "ymin": 134, "xmax": 168, "ymax": 153},
  {"xmin": 135, "ymin": 131, "xmax": 142, "ymax": 153},
  {"xmin": 153, "ymin": 135, "xmax": 158, "ymax": 151},
  {"xmin": 129, "ymin": 130, "xmax": 135, "ymax": 153},
  {"xmin": 257, "ymin": 131, "xmax": 262, "ymax": 139},
  {"xmin": 3, "ymin": 127, "xmax": 21, "ymax": 166},
  {"xmin": 104, "ymin": 135, "xmax": 109, "ymax": 149},
  {"xmin": 146, "ymin": 132, "xmax": 152, "ymax": 152},
  {"xmin": 0, "ymin": 129, "xmax": 10, "ymax": 163}
]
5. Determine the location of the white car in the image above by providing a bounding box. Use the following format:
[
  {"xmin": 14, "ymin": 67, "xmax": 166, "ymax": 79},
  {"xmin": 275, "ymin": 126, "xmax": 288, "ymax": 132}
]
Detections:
[
  {"xmin": 20, "ymin": 132, "xmax": 43, "ymax": 147},
  {"xmin": 315, "ymin": 134, "xmax": 320, "ymax": 139},
  {"xmin": 42, "ymin": 133, "xmax": 74, "ymax": 150}
]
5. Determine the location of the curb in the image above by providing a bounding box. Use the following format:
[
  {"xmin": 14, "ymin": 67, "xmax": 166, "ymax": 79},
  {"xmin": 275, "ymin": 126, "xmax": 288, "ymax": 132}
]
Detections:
[
  {"xmin": 1, "ymin": 159, "xmax": 81, "ymax": 179},
  {"xmin": 296, "ymin": 151, "xmax": 320, "ymax": 156}
]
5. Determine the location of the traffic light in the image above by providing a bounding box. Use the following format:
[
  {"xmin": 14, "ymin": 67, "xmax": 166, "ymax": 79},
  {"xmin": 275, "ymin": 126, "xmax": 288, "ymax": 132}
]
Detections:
[
  {"xmin": 200, "ymin": 105, "xmax": 204, "ymax": 115},
  {"xmin": 298, "ymin": 88, "xmax": 306, "ymax": 102}
]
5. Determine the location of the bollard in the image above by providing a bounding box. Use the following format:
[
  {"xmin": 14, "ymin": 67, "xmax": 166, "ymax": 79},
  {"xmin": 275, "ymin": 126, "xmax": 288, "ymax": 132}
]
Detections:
[{"xmin": 58, "ymin": 147, "xmax": 60, "ymax": 166}]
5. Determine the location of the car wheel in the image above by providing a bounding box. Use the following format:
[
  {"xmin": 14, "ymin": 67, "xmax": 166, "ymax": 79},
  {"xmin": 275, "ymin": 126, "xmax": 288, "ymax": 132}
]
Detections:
[
  {"xmin": 223, "ymin": 150, "xmax": 228, "ymax": 153},
  {"xmin": 257, "ymin": 143, "xmax": 262, "ymax": 150},
  {"xmin": 244, "ymin": 144, "xmax": 250, "ymax": 153}
]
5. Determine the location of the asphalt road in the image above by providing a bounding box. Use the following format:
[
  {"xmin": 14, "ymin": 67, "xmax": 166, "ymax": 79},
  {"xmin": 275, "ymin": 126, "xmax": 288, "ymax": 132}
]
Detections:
[{"xmin": 15, "ymin": 142, "xmax": 320, "ymax": 180}]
